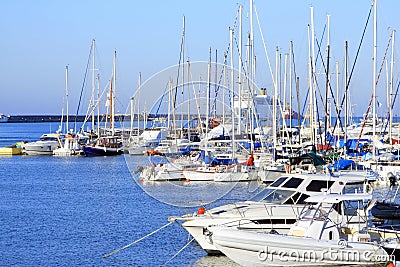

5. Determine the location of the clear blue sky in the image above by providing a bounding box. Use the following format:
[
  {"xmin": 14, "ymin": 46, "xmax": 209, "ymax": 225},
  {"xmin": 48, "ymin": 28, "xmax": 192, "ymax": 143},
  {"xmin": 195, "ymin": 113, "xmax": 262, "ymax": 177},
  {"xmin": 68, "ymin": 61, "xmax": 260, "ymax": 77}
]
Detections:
[{"xmin": 0, "ymin": 0, "xmax": 399, "ymax": 116}]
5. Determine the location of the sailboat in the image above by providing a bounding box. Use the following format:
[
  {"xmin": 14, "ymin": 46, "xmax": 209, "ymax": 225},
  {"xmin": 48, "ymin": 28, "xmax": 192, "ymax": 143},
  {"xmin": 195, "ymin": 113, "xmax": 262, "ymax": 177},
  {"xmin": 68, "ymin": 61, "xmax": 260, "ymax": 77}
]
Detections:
[
  {"xmin": 54, "ymin": 65, "xmax": 81, "ymax": 156},
  {"xmin": 82, "ymin": 50, "xmax": 123, "ymax": 157}
]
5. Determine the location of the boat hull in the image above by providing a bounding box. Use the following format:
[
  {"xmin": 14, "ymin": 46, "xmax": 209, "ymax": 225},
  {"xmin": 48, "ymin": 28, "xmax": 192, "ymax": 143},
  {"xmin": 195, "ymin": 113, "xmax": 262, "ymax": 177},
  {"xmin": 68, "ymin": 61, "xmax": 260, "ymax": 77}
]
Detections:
[
  {"xmin": 214, "ymin": 170, "xmax": 258, "ymax": 182},
  {"xmin": 82, "ymin": 146, "xmax": 122, "ymax": 157},
  {"xmin": 176, "ymin": 203, "xmax": 302, "ymax": 253},
  {"xmin": 211, "ymin": 228, "xmax": 391, "ymax": 266},
  {"xmin": 183, "ymin": 170, "xmax": 215, "ymax": 181},
  {"xmin": 23, "ymin": 141, "xmax": 60, "ymax": 155}
]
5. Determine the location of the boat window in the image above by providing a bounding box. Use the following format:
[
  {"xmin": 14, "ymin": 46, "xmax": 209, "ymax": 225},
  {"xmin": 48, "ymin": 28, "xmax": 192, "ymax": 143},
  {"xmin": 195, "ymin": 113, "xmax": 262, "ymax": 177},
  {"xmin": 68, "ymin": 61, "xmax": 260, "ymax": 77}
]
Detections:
[
  {"xmin": 283, "ymin": 192, "xmax": 308, "ymax": 205},
  {"xmin": 332, "ymin": 202, "xmax": 342, "ymax": 215},
  {"xmin": 269, "ymin": 177, "xmax": 287, "ymax": 187},
  {"xmin": 41, "ymin": 137, "xmax": 57, "ymax": 141},
  {"xmin": 249, "ymin": 188, "xmax": 275, "ymax": 202},
  {"xmin": 282, "ymin": 177, "xmax": 303, "ymax": 188},
  {"xmin": 249, "ymin": 218, "xmax": 297, "ymax": 225},
  {"xmin": 259, "ymin": 189, "xmax": 294, "ymax": 204},
  {"xmin": 297, "ymin": 193, "xmax": 310, "ymax": 204},
  {"xmin": 305, "ymin": 180, "xmax": 334, "ymax": 192},
  {"xmin": 283, "ymin": 193, "xmax": 295, "ymax": 204},
  {"xmin": 343, "ymin": 200, "xmax": 359, "ymax": 216}
]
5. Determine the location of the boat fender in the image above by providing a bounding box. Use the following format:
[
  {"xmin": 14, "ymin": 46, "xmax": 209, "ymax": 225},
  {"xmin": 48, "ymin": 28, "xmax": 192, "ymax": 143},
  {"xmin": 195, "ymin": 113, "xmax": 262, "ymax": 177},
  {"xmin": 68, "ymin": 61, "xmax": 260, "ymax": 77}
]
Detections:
[
  {"xmin": 197, "ymin": 207, "xmax": 205, "ymax": 215},
  {"xmin": 216, "ymin": 165, "xmax": 220, "ymax": 172},
  {"xmin": 285, "ymin": 164, "xmax": 291, "ymax": 173}
]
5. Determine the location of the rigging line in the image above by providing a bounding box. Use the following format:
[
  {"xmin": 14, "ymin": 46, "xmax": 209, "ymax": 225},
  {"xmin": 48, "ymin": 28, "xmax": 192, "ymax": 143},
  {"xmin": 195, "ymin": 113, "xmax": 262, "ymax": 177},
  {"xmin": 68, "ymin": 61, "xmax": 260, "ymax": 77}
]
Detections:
[
  {"xmin": 297, "ymin": 24, "xmax": 326, "ymax": 136},
  {"xmin": 383, "ymin": 78, "xmax": 400, "ymax": 136},
  {"xmin": 210, "ymin": 41, "xmax": 231, "ymax": 115},
  {"xmin": 162, "ymin": 237, "xmax": 194, "ymax": 267},
  {"xmin": 315, "ymin": 33, "xmax": 345, "ymax": 135},
  {"xmin": 79, "ymin": 80, "xmax": 110, "ymax": 133},
  {"xmin": 102, "ymin": 221, "xmax": 173, "ymax": 259},
  {"xmin": 331, "ymin": 2, "xmax": 373, "ymax": 135},
  {"xmin": 74, "ymin": 43, "xmax": 93, "ymax": 132},
  {"xmin": 310, "ymin": 58, "xmax": 324, "ymax": 148},
  {"xmin": 173, "ymin": 18, "xmax": 185, "ymax": 110},
  {"xmin": 254, "ymin": 3, "xmax": 276, "ymax": 91},
  {"xmin": 154, "ymin": 81, "xmax": 170, "ymax": 116},
  {"xmin": 355, "ymin": 34, "xmax": 392, "ymax": 148},
  {"xmin": 312, "ymin": 23, "xmax": 327, "ymax": 115}
]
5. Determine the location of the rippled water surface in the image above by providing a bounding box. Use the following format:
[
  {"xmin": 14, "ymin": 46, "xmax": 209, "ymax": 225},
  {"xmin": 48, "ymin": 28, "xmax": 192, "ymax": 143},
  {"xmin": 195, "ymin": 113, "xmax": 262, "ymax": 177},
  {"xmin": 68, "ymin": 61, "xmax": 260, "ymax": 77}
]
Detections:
[
  {"xmin": 0, "ymin": 123, "xmax": 249, "ymax": 266},
  {"xmin": 1, "ymin": 123, "xmax": 399, "ymax": 266}
]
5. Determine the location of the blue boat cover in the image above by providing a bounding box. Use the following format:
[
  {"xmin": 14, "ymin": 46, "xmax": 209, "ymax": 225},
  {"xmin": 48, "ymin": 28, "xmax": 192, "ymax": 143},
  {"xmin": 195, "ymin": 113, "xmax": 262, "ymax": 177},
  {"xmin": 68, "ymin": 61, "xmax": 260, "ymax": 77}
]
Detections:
[{"xmin": 333, "ymin": 158, "xmax": 355, "ymax": 170}]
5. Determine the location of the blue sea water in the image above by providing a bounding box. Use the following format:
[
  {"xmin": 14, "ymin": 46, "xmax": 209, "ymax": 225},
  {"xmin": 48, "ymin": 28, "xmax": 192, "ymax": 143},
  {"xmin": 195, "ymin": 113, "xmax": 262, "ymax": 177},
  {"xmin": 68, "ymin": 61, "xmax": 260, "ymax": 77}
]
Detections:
[
  {"xmin": 0, "ymin": 123, "xmax": 250, "ymax": 266},
  {"xmin": 1, "ymin": 122, "xmax": 399, "ymax": 266}
]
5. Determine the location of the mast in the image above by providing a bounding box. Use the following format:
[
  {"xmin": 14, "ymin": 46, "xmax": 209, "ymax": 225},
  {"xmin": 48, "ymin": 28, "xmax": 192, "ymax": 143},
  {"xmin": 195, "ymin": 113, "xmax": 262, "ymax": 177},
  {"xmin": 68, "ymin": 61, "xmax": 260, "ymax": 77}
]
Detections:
[
  {"xmin": 249, "ymin": 0, "xmax": 255, "ymax": 87},
  {"xmin": 130, "ymin": 96, "xmax": 134, "ymax": 135},
  {"xmin": 372, "ymin": 0, "xmax": 377, "ymax": 158},
  {"xmin": 283, "ymin": 53, "xmax": 288, "ymax": 117},
  {"xmin": 65, "ymin": 65, "xmax": 69, "ymax": 134},
  {"xmin": 181, "ymin": 16, "xmax": 185, "ymax": 136},
  {"xmin": 273, "ymin": 46, "xmax": 278, "ymax": 153},
  {"xmin": 223, "ymin": 52, "xmax": 227, "ymax": 125},
  {"xmin": 229, "ymin": 27, "xmax": 235, "ymax": 158},
  {"xmin": 91, "ymin": 39, "xmax": 95, "ymax": 131},
  {"xmin": 238, "ymin": 4, "xmax": 243, "ymax": 135},
  {"xmin": 389, "ymin": 30, "xmax": 395, "ymax": 142},
  {"xmin": 206, "ymin": 47, "xmax": 211, "ymax": 139},
  {"xmin": 214, "ymin": 50, "xmax": 217, "ymax": 119},
  {"xmin": 187, "ymin": 57, "xmax": 191, "ymax": 142},
  {"xmin": 307, "ymin": 24, "xmax": 314, "ymax": 146},
  {"xmin": 289, "ymin": 41, "xmax": 293, "ymax": 129},
  {"xmin": 344, "ymin": 41, "xmax": 349, "ymax": 158},
  {"xmin": 138, "ymin": 73, "xmax": 141, "ymax": 132},
  {"xmin": 324, "ymin": 14, "xmax": 331, "ymax": 147},
  {"xmin": 335, "ymin": 61, "xmax": 339, "ymax": 139},
  {"xmin": 96, "ymin": 74, "xmax": 100, "ymax": 135},
  {"xmin": 111, "ymin": 50, "xmax": 117, "ymax": 135},
  {"xmin": 310, "ymin": 6, "xmax": 317, "ymax": 147},
  {"xmin": 296, "ymin": 77, "xmax": 301, "ymax": 144}
]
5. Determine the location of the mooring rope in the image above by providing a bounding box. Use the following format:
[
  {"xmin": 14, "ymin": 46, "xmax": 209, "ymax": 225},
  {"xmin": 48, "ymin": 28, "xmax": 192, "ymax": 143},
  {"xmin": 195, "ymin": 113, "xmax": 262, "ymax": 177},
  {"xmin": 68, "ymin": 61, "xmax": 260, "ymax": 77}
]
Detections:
[
  {"xmin": 162, "ymin": 237, "xmax": 195, "ymax": 266},
  {"xmin": 102, "ymin": 221, "xmax": 173, "ymax": 258}
]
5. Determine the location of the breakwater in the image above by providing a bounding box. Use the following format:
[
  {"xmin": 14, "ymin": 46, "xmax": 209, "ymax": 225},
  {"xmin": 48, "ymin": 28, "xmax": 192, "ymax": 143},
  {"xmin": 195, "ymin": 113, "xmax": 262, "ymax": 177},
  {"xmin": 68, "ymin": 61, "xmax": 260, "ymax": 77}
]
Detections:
[{"xmin": 6, "ymin": 114, "xmax": 201, "ymax": 123}]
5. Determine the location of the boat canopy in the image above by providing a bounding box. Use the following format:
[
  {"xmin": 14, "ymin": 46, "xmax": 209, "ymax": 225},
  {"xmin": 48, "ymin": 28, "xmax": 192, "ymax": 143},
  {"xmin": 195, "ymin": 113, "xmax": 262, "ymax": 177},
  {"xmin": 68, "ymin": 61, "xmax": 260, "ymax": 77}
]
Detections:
[
  {"xmin": 289, "ymin": 151, "xmax": 326, "ymax": 166},
  {"xmin": 333, "ymin": 158, "xmax": 355, "ymax": 170}
]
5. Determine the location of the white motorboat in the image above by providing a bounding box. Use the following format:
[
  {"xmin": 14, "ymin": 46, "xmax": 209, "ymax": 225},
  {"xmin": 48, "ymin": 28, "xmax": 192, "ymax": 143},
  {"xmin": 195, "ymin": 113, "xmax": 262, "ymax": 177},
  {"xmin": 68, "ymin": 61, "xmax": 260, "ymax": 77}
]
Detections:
[
  {"xmin": 210, "ymin": 193, "xmax": 396, "ymax": 266},
  {"xmin": 53, "ymin": 134, "xmax": 81, "ymax": 156},
  {"xmin": 169, "ymin": 173, "xmax": 350, "ymax": 254},
  {"xmin": 140, "ymin": 158, "xmax": 201, "ymax": 181},
  {"xmin": 183, "ymin": 153, "xmax": 257, "ymax": 182},
  {"xmin": 126, "ymin": 128, "xmax": 168, "ymax": 155},
  {"xmin": 0, "ymin": 113, "xmax": 10, "ymax": 123},
  {"xmin": 22, "ymin": 133, "xmax": 63, "ymax": 155}
]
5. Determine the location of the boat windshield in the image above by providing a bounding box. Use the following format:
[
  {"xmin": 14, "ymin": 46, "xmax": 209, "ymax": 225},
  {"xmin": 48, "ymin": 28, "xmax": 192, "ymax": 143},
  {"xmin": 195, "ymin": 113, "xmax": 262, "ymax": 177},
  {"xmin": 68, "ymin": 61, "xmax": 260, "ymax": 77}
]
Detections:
[
  {"xmin": 281, "ymin": 177, "xmax": 303, "ymax": 188},
  {"xmin": 40, "ymin": 136, "xmax": 58, "ymax": 141},
  {"xmin": 269, "ymin": 177, "xmax": 288, "ymax": 187},
  {"xmin": 250, "ymin": 188, "xmax": 294, "ymax": 204}
]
